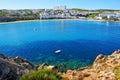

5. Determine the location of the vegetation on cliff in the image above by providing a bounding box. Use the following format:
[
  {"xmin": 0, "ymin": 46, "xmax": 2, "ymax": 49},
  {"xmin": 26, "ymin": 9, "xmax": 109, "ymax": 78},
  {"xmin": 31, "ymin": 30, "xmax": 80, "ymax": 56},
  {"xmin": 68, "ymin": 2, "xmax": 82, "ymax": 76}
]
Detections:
[
  {"xmin": 116, "ymin": 66, "xmax": 120, "ymax": 80},
  {"xmin": 20, "ymin": 69, "xmax": 62, "ymax": 80},
  {"xmin": 71, "ymin": 9, "xmax": 120, "ymax": 12}
]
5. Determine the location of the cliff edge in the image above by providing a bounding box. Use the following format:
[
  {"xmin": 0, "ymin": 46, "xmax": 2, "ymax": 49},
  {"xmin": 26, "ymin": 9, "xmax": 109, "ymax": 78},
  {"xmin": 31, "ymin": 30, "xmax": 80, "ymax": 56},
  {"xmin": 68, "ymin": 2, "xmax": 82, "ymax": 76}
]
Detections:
[
  {"xmin": 62, "ymin": 50, "xmax": 120, "ymax": 80},
  {"xmin": 0, "ymin": 50, "xmax": 120, "ymax": 80}
]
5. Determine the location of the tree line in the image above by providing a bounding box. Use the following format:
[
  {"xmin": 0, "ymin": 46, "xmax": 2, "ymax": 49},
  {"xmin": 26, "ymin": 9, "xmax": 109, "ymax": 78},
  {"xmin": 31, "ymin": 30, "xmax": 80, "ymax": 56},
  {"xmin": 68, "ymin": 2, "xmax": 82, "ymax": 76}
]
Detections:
[{"xmin": 0, "ymin": 9, "xmax": 42, "ymax": 22}]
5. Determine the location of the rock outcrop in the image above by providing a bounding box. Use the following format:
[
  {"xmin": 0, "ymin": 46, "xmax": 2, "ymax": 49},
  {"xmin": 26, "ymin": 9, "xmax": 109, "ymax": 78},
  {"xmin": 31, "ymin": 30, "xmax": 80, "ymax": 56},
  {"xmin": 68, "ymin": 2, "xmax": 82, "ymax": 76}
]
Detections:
[
  {"xmin": 0, "ymin": 54, "xmax": 57, "ymax": 80},
  {"xmin": 62, "ymin": 50, "xmax": 120, "ymax": 80},
  {"xmin": 37, "ymin": 63, "xmax": 58, "ymax": 70},
  {"xmin": 0, "ymin": 54, "xmax": 35, "ymax": 80}
]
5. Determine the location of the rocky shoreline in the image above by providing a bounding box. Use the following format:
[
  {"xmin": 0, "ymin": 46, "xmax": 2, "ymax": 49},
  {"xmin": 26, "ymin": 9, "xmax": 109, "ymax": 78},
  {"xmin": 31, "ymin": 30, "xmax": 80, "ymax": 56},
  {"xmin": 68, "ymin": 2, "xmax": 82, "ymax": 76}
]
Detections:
[
  {"xmin": 0, "ymin": 50, "xmax": 120, "ymax": 80},
  {"xmin": 62, "ymin": 50, "xmax": 120, "ymax": 80}
]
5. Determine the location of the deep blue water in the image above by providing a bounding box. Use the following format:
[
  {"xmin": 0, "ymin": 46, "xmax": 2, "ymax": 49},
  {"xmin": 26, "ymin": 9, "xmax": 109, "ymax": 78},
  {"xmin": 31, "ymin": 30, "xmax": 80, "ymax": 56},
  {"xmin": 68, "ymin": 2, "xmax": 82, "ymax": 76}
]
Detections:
[{"xmin": 0, "ymin": 20, "xmax": 120, "ymax": 69}]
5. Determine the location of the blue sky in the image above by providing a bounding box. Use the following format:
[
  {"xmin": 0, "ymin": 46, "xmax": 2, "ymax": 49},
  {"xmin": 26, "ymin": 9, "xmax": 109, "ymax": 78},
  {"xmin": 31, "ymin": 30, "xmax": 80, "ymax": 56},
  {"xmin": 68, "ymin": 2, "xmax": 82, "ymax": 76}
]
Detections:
[{"xmin": 0, "ymin": 0, "xmax": 120, "ymax": 10}]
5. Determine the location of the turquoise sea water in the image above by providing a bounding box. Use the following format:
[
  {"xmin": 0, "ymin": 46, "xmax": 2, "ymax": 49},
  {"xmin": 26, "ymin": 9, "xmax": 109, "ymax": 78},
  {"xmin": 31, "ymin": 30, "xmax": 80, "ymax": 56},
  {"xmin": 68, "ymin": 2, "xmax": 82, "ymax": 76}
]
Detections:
[{"xmin": 0, "ymin": 20, "xmax": 120, "ymax": 69}]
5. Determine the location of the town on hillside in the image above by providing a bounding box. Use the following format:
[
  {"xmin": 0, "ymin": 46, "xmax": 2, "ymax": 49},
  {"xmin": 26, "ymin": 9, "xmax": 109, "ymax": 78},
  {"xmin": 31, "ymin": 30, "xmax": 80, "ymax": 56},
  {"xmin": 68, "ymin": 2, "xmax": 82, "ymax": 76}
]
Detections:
[{"xmin": 0, "ymin": 5, "xmax": 120, "ymax": 22}]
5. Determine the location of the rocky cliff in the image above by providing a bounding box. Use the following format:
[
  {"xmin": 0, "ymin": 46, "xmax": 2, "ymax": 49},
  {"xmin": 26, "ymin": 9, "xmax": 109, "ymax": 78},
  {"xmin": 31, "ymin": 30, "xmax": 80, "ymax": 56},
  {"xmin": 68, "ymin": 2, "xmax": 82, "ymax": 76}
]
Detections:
[
  {"xmin": 0, "ymin": 54, "xmax": 57, "ymax": 80},
  {"xmin": 0, "ymin": 50, "xmax": 120, "ymax": 80},
  {"xmin": 0, "ymin": 54, "xmax": 34, "ymax": 80},
  {"xmin": 62, "ymin": 50, "xmax": 120, "ymax": 80}
]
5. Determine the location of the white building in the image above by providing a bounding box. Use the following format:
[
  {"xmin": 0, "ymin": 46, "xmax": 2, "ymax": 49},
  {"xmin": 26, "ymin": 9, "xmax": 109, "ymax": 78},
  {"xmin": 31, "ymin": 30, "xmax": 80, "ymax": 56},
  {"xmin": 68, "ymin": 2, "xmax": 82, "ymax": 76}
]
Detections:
[
  {"xmin": 53, "ymin": 5, "xmax": 66, "ymax": 10},
  {"xmin": 99, "ymin": 12, "xmax": 117, "ymax": 19},
  {"xmin": 116, "ymin": 12, "xmax": 120, "ymax": 19}
]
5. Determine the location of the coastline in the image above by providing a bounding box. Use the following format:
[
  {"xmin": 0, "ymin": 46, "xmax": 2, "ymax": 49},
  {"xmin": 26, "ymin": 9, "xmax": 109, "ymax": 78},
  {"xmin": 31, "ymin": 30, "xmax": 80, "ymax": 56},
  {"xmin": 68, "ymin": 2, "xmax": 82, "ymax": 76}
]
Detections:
[
  {"xmin": 0, "ymin": 19, "xmax": 79, "ymax": 24},
  {"xmin": 0, "ymin": 20, "xmax": 40, "ymax": 24},
  {"xmin": 0, "ymin": 19, "xmax": 120, "ymax": 25}
]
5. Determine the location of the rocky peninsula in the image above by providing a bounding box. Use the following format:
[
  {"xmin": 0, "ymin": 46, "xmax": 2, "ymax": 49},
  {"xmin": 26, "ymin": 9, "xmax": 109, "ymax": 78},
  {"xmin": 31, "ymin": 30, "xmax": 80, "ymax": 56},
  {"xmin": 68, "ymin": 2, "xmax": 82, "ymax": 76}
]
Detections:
[{"xmin": 0, "ymin": 50, "xmax": 120, "ymax": 80}]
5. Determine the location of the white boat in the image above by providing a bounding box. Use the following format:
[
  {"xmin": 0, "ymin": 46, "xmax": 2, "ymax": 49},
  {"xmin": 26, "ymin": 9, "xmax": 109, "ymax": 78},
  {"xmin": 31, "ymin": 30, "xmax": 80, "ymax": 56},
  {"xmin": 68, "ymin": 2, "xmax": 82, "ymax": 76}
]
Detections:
[{"xmin": 55, "ymin": 50, "xmax": 61, "ymax": 54}]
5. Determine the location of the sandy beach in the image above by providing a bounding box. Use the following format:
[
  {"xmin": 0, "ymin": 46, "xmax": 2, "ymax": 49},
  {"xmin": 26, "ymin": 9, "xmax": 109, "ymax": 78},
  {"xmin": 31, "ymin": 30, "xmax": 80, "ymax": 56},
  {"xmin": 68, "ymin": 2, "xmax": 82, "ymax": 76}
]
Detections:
[
  {"xmin": 0, "ymin": 19, "xmax": 120, "ymax": 25},
  {"xmin": 0, "ymin": 20, "xmax": 41, "ymax": 24}
]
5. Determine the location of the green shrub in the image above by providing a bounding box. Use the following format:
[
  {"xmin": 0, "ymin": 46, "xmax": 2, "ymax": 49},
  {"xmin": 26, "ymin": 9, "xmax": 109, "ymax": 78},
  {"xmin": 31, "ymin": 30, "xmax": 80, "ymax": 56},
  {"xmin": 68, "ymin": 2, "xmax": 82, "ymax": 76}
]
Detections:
[
  {"xmin": 102, "ymin": 16, "xmax": 109, "ymax": 20},
  {"xmin": 116, "ymin": 66, "xmax": 120, "ymax": 80},
  {"xmin": 20, "ymin": 69, "xmax": 62, "ymax": 80}
]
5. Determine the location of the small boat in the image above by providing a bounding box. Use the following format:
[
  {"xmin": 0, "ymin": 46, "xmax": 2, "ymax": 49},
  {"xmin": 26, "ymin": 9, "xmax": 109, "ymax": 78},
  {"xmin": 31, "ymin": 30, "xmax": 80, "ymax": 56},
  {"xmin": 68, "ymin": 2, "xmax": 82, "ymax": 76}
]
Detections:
[{"xmin": 55, "ymin": 50, "xmax": 61, "ymax": 54}]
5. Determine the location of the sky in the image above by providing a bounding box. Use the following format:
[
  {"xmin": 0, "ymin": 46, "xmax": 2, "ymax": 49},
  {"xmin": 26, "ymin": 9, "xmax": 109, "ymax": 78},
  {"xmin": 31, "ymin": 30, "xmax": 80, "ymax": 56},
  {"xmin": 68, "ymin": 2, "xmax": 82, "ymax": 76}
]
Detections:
[{"xmin": 0, "ymin": 0, "xmax": 120, "ymax": 10}]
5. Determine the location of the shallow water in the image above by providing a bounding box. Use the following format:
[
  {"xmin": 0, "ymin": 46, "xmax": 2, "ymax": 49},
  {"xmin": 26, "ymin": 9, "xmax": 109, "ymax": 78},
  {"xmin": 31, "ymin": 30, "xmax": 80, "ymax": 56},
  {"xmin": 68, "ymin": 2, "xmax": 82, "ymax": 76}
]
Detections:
[{"xmin": 0, "ymin": 20, "xmax": 120, "ymax": 69}]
